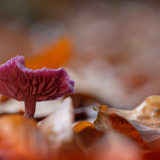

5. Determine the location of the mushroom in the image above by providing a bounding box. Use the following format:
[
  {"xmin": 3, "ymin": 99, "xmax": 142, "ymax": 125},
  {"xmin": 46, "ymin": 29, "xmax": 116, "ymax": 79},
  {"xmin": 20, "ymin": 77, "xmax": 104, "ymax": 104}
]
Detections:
[{"xmin": 0, "ymin": 56, "xmax": 74, "ymax": 118}]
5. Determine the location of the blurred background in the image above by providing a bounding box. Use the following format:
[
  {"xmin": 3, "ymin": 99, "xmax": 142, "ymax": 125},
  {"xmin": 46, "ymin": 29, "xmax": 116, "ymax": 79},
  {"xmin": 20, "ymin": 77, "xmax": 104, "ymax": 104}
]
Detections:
[{"xmin": 1, "ymin": 0, "xmax": 160, "ymax": 109}]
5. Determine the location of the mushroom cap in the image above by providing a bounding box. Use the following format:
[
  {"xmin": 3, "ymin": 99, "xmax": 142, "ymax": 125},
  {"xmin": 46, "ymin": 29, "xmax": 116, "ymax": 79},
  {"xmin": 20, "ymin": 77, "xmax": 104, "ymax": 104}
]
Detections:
[{"xmin": 0, "ymin": 56, "xmax": 74, "ymax": 101}]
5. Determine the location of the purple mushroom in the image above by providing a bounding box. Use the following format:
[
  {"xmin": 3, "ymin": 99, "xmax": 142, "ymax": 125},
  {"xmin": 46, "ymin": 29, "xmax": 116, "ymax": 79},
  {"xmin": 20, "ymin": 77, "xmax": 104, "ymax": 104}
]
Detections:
[{"xmin": 0, "ymin": 56, "xmax": 74, "ymax": 118}]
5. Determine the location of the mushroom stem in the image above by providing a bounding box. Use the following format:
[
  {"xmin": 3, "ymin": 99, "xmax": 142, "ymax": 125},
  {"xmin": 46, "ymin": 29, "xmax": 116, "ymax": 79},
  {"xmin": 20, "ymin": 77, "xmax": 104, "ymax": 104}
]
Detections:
[{"xmin": 24, "ymin": 96, "xmax": 36, "ymax": 118}]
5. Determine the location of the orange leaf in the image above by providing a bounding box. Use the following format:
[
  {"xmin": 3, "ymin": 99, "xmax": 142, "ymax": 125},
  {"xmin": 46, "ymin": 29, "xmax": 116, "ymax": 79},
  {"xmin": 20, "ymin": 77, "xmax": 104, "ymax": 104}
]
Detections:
[
  {"xmin": 108, "ymin": 113, "xmax": 147, "ymax": 148},
  {"xmin": 0, "ymin": 115, "xmax": 49, "ymax": 159},
  {"xmin": 0, "ymin": 94, "xmax": 9, "ymax": 103},
  {"xmin": 94, "ymin": 105, "xmax": 148, "ymax": 148},
  {"xmin": 26, "ymin": 38, "xmax": 71, "ymax": 69},
  {"xmin": 74, "ymin": 121, "xmax": 95, "ymax": 133},
  {"xmin": 74, "ymin": 121, "xmax": 103, "ymax": 149}
]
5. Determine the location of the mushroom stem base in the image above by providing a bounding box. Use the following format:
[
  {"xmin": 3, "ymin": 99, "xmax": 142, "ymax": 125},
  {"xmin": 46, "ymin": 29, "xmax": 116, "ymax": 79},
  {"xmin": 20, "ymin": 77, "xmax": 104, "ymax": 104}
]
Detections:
[{"xmin": 24, "ymin": 96, "xmax": 36, "ymax": 118}]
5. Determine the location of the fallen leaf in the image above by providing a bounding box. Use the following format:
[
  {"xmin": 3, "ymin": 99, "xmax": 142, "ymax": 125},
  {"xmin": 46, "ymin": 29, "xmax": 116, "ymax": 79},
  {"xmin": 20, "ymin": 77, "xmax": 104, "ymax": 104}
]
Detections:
[
  {"xmin": 73, "ymin": 121, "xmax": 103, "ymax": 149},
  {"xmin": 57, "ymin": 140, "xmax": 86, "ymax": 160},
  {"xmin": 94, "ymin": 105, "xmax": 147, "ymax": 148},
  {"xmin": 142, "ymin": 150, "xmax": 160, "ymax": 160},
  {"xmin": 108, "ymin": 95, "xmax": 160, "ymax": 129},
  {"xmin": 0, "ymin": 95, "xmax": 9, "ymax": 103},
  {"xmin": 74, "ymin": 121, "xmax": 94, "ymax": 133},
  {"xmin": 90, "ymin": 131, "xmax": 141, "ymax": 160},
  {"xmin": 38, "ymin": 97, "xmax": 74, "ymax": 146},
  {"xmin": 26, "ymin": 38, "xmax": 71, "ymax": 69},
  {"xmin": 65, "ymin": 93, "xmax": 102, "ymax": 108},
  {"xmin": 0, "ymin": 114, "xmax": 49, "ymax": 159}
]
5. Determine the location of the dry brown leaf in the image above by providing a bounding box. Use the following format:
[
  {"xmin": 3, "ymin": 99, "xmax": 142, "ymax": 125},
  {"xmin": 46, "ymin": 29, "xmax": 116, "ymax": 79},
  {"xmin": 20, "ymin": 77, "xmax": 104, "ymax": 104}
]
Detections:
[
  {"xmin": 93, "ymin": 95, "xmax": 160, "ymax": 150},
  {"xmin": 0, "ymin": 114, "xmax": 49, "ymax": 159},
  {"xmin": 0, "ymin": 95, "xmax": 9, "ymax": 103},
  {"xmin": 104, "ymin": 95, "xmax": 160, "ymax": 150},
  {"xmin": 57, "ymin": 140, "xmax": 86, "ymax": 160},
  {"xmin": 73, "ymin": 121, "xmax": 103, "ymax": 149},
  {"xmin": 108, "ymin": 95, "xmax": 160, "ymax": 129},
  {"xmin": 74, "ymin": 121, "xmax": 95, "ymax": 133},
  {"xmin": 94, "ymin": 105, "xmax": 147, "ymax": 148},
  {"xmin": 66, "ymin": 60, "xmax": 147, "ymax": 109},
  {"xmin": 65, "ymin": 93, "xmax": 102, "ymax": 108},
  {"xmin": 26, "ymin": 38, "xmax": 71, "ymax": 69},
  {"xmin": 129, "ymin": 122, "xmax": 160, "ymax": 146},
  {"xmin": 142, "ymin": 150, "xmax": 160, "ymax": 160},
  {"xmin": 89, "ymin": 131, "xmax": 141, "ymax": 160}
]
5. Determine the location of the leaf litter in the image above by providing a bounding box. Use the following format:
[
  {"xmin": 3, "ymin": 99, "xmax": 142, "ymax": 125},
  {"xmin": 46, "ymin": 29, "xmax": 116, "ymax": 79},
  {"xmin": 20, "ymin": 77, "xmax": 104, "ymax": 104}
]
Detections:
[{"xmin": 0, "ymin": 54, "xmax": 159, "ymax": 159}]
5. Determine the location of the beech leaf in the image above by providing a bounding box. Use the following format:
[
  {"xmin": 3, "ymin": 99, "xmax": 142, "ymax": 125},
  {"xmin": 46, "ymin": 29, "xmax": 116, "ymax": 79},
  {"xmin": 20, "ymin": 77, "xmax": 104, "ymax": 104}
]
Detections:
[
  {"xmin": 38, "ymin": 97, "xmax": 74, "ymax": 146},
  {"xmin": 94, "ymin": 105, "xmax": 147, "ymax": 148},
  {"xmin": 0, "ymin": 115, "xmax": 49, "ymax": 159}
]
